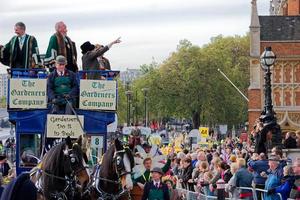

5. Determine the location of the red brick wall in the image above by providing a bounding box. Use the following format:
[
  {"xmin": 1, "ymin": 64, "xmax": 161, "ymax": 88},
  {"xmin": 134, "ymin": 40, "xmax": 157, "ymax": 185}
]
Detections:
[
  {"xmin": 248, "ymin": 89, "xmax": 261, "ymax": 131},
  {"xmin": 288, "ymin": 0, "xmax": 300, "ymax": 15},
  {"xmin": 261, "ymin": 42, "xmax": 300, "ymax": 56}
]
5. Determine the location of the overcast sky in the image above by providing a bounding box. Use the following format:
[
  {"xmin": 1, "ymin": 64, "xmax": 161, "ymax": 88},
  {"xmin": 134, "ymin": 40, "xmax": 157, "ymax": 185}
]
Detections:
[{"xmin": 0, "ymin": 0, "xmax": 269, "ymax": 72}]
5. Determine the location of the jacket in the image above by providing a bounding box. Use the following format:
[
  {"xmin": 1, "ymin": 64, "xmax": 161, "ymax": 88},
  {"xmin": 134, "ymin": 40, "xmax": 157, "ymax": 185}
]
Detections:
[
  {"xmin": 248, "ymin": 159, "xmax": 269, "ymax": 185},
  {"xmin": 47, "ymin": 69, "xmax": 78, "ymax": 101},
  {"xmin": 141, "ymin": 181, "xmax": 170, "ymax": 200},
  {"xmin": 81, "ymin": 46, "xmax": 109, "ymax": 79},
  {"xmin": 235, "ymin": 167, "xmax": 253, "ymax": 194}
]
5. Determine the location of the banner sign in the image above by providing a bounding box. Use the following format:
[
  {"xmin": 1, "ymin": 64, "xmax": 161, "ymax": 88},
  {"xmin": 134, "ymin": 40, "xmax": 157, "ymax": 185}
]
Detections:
[
  {"xmin": 79, "ymin": 80, "xmax": 117, "ymax": 111},
  {"xmin": 9, "ymin": 79, "xmax": 47, "ymax": 109},
  {"xmin": 47, "ymin": 114, "xmax": 84, "ymax": 138},
  {"xmin": 199, "ymin": 127, "xmax": 209, "ymax": 138}
]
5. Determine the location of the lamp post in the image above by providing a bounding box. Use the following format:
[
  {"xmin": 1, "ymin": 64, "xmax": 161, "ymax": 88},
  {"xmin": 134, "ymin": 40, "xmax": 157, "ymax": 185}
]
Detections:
[
  {"xmin": 142, "ymin": 88, "xmax": 149, "ymax": 127},
  {"xmin": 259, "ymin": 46, "xmax": 282, "ymax": 148},
  {"xmin": 125, "ymin": 84, "xmax": 133, "ymax": 126}
]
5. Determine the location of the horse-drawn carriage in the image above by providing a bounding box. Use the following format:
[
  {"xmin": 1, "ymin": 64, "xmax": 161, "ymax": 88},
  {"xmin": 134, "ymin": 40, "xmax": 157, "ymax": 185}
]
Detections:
[{"xmin": 6, "ymin": 68, "xmax": 139, "ymax": 199}]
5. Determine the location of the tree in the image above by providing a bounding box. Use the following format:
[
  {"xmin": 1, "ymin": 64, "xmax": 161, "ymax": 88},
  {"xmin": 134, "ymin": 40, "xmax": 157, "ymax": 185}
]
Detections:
[{"xmin": 119, "ymin": 35, "xmax": 250, "ymax": 128}]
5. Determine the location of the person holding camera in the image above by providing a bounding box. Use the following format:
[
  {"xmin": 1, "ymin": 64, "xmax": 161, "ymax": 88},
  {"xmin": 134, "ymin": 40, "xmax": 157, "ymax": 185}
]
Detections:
[{"xmin": 47, "ymin": 55, "xmax": 78, "ymax": 114}]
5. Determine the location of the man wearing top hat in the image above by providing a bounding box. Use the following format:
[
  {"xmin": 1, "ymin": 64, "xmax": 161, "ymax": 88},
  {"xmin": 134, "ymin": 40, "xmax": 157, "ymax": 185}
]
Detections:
[
  {"xmin": 142, "ymin": 167, "xmax": 170, "ymax": 200},
  {"xmin": 47, "ymin": 55, "xmax": 78, "ymax": 114},
  {"xmin": 80, "ymin": 37, "xmax": 121, "ymax": 79}
]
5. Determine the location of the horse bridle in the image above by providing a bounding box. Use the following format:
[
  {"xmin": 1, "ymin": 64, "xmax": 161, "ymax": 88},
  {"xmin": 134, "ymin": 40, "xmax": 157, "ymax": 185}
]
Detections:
[
  {"xmin": 82, "ymin": 149, "xmax": 132, "ymax": 200},
  {"xmin": 113, "ymin": 149, "xmax": 132, "ymax": 177},
  {"xmin": 38, "ymin": 149, "xmax": 87, "ymax": 200}
]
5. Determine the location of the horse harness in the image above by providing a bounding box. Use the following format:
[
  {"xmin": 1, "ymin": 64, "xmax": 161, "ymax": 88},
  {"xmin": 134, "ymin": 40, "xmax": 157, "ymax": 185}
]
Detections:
[
  {"xmin": 33, "ymin": 149, "xmax": 87, "ymax": 200},
  {"xmin": 84, "ymin": 149, "xmax": 132, "ymax": 200}
]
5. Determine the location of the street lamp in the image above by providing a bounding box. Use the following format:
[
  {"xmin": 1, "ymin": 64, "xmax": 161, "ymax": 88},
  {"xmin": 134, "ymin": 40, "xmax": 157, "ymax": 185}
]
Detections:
[
  {"xmin": 125, "ymin": 89, "xmax": 133, "ymax": 127},
  {"xmin": 259, "ymin": 46, "xmax": 282, "ymax": 148},
  {"xmin": 142, "ymin": 88, "xmax": 149, "ymax": 127}
]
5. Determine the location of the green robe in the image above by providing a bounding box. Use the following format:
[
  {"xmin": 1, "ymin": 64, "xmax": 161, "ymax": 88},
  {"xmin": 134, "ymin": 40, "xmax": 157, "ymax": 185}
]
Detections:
[
  {"xmin": 4, "ymin": 34, "xmax": 41, "ymax": 68},
  {"xmin": 44, "ymin": 33, "xmax": 77, "ymax": 71},
  {"xmin": 134, "ymin": 159, "xmax": 171, "ymax": 184}
]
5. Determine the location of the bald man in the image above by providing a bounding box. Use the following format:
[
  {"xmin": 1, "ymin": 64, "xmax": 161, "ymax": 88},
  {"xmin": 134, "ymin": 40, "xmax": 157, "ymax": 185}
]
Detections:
[{"xmin": 44, "ymin": 21, "xmax": 78, "ymax": 72}]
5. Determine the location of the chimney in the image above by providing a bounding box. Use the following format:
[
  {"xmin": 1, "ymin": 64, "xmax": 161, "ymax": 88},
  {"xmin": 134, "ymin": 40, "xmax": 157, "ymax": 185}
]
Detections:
[{"xmin": 288, "ymin": 0, "xmax": 300, "ymax": 15}]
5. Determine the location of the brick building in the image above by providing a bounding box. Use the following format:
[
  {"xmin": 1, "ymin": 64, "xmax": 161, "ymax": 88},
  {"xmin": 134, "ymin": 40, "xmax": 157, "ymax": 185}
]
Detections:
[{"xmin": 249, "ymin": 0, "xmax": 300, "ymax": 132}]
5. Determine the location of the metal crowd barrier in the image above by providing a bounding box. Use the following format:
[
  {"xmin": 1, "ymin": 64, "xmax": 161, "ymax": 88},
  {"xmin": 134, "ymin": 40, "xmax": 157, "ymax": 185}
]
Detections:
[{"xmin": 176, "ymin": 187, "xmax": 283, "ymax": 200}]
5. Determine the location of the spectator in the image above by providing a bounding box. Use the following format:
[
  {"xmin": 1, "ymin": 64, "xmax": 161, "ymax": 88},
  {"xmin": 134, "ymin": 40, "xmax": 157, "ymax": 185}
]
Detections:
[
  {"xmin": 200, "ymin": 171, "xmax": 214, "ymax": 196},
  {"xmin": 195, "ymin": 151, "xmax": 207, "ymax": 168},
  {"xmin": 284, "ymin": 132, "xmax": 297, "ymax": 148},
  {"xmin": 264, "ymin": 155, "xmax": 283, "ymax": 200},
  {"xmin": 290, "ymin": 158, "xmax": 300, "ymax": 199},
  {"xmin": 296, "ymin": 130, "xmax": 300, "ymax": 148},
  {"xmin": 235, "ymin": 158, "xmax": 253, "ymax": 199},
  {"xmin": 194, "ymin": 161, "xmax": 209, "ymax": 192},
  {"xmin": 178, "ymin": 157, "xmax": 193, "ymax": 191},
  {"xmin": 191, "ymin": 153, "xmax": 198, "ymax": 168},
  {"xmin": 248, "ymin": 153, "xmax": 269, "ymax": 199},
  {"xmin": 221, "ymin": 145, "xmax": 233, "ymax": 164},
  {"xmin": 0, "ymin": 153, "xmax": 10, "ymax": 177},
  {"xmin": 225, "ymin": 162, "xmax": 239, "ymax": 199},
  {"xmin": 268, "ymin": 166, "xmax": 295, "ymax": 200},
  {"xmin": 163, "ymin": 175, "xmax": 180, "ymax": 200},
  {"xmin": 253, "ymin": 121, "xmax": 267, "ymax": 154}
]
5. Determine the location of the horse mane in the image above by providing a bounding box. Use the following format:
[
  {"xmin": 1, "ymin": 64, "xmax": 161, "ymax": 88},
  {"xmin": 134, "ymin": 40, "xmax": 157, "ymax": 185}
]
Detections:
[
  {"xmin": 100, "ymin": 143, "xmax": 117, "ymax": 179},
  {"xmin": 124, "ymin": 147, "xmax": 134, "ymax": 169}
]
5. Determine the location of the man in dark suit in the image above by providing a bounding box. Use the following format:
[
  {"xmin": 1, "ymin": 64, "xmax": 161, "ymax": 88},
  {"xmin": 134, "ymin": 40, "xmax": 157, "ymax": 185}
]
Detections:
[
  {"xmin": 142, "ymin": 167, "xmax": 170, "ymax": 200},
  {"xmin": 47, "ymin": 55, "xmax": 78, "ymax": 114}
]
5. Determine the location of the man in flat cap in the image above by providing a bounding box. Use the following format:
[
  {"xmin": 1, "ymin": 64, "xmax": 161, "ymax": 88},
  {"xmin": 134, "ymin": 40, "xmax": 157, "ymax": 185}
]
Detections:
[
  {"xmin": 142, "ymin": 167, "xmax": 170, "ymax": 200},
  {"xmin": 264, "ymin": 155, "xmax": 283, "ymax": 200},
  {"xmin": 47, "ymin": 55, "xmax": 78, "ymax": 114}
]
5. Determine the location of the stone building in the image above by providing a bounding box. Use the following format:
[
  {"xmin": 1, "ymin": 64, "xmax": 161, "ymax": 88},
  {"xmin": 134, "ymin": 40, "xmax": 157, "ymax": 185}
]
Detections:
[{"xmin": 249, "ymin": 0, "xmax": 300, "ymax": 132}]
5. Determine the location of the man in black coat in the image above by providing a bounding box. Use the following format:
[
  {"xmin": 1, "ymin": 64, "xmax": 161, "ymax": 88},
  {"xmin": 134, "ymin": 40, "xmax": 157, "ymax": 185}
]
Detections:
[{"xmin": 284, "ymin": 132, "xmax": 297, "ymax": 148}]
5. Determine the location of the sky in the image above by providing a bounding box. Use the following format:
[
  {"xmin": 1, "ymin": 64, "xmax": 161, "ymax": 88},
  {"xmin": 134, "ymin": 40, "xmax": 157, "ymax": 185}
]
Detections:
[{"xmin": 0, "ymin": 0, "xmax": 269, "ymax": 73}]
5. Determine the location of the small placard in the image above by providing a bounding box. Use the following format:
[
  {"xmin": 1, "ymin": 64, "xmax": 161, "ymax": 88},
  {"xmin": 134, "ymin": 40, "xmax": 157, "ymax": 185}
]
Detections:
[
  {"xmin": 199, "ymin": 127, "xmax": 209, "ymax": 138},
  {"xmin": 47, "ymin": 114, "xmax": 84, "ymax": 138},
  {"xmin": 9, "ymin": 79, "xmax": 47, "ymax": 109},
  {"xmin": 79, "ymin": 80, "xmax": 117, "ymax": 111},
  {"xmin": 91, "ymin": 136, "xmax": 103, "ymax": 148}
]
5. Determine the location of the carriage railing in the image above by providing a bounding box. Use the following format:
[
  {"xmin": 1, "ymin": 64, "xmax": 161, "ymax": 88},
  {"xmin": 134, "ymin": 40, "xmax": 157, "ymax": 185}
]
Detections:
[
  {"xmin": 77, "ymin": 70, "xmax": 120, "ymax": 80},
  {"xmin": 7, "ymin": 68, "xmax": 48, "ymax": 79}
]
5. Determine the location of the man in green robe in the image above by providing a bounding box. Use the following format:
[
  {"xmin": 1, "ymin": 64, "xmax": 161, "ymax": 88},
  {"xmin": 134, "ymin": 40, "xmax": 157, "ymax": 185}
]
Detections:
[
  {"xmin": 134, "ymin": 156, "xmax": 171, "ymax": 189},
  {"xmin": 2, "ymin": 22, "xmax": 41, "ymax": 69},
  {"xmin": 44, "ymin": 21, "xmax": 78, "ymax": 72}
]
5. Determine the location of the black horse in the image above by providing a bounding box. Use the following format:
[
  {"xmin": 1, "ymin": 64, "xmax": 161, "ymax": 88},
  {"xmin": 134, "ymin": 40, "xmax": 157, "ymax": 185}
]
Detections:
[
  {"xmin": 86, "ymin": 138, "xmax": 134, "ymax": 200},
  {"xmin": 31, "ymin": 136, "xmax": 90, "ymax": 200}
]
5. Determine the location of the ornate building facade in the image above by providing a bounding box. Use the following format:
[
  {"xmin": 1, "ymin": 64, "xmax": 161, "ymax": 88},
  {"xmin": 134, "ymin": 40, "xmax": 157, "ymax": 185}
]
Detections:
[{"xmin": 249, "ymin": 0, "xmax": 300, "ymax": 132}]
